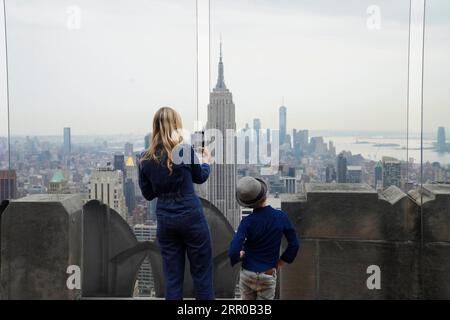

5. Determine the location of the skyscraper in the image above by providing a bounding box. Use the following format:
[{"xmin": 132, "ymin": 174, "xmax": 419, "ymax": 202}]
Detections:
[
  {"xmin": 253, "ymin": 119, "xmax": 261, "ymax": 164},
  {"xmin": 293, "ymin": 129, "xmax": 309, "ymax": 159},
  {"xmin": 114, "ymin": 154, "xmax": 125, "ymax": 178},
  {"xmin": 147, "ymin": 199, "xmax": 157, "ymax": 222},
  {"xmin": 48, "ymin": 170, "xmax": 69, "ymax": 194},
  {"xmin": 325, "ymin": 165, "xmax": 336, "ymax": 183},
  {"xmin": 285, "ymin": 134, "xmax": 292, "ymax": 150},
  {"xmin": 205, "ymin": 42, "xmax": 240, "ymax": 229},
  {"xmin": 0, "ymin": 170, "xmax": 17, "ymax": 202},
  {"xmin": 63, "ymin": 127, "xmax": 71, "ymax": 155},
  {"xmin": 244, "ymin": 123, "xmax": 250, "ymax": 164},
  {"xmin": 279, "ymin": 106, "xmax": 287, "ymax": 146},
  {"xmin": 125, "ymin": 156, "xmax": 139, "ymax": 195},
  {"xmin": 382, "ymin": 157, "xmax": 401, "ymax": 188},
  {"xmin": 328, "ymin": 141, "xmax": 336, "ymax": 157},
  {"xmin": 125, "ymin": 143, "xmax": 134, "ymax": 156},
  {"xmin": 124, "ymin": 178, "xmax": 136, "ymax": 214},
  {"xmin": 336, "ymin": 152, "xmax": 348, "ymax": 183},
  {"xmin": 133, "ymin": 224, "xmax": 157, "ymax": 296},
  {"xmin": 88, "ymin": 164, "xmax": 128, "ymax": 219},
  {"xmin": 266, "ymin": 128, "xmax": 272, "ymax": 157},
  {"xmin": 310, "ymin": 137, "xmax": 328, "ymax": 156},
  {"xmin": 281, "ymin": 177, "xmax": 297, "ymax": 194},
  {"xmin": 347, "ymin": 166, "xmax": 362, "ymax": 183},
  {"xmin": 437, "ymin": 127, "xmax": 446, "ymax": 152},
  {"xmin": 374, "ymin": 161, "xmax": 383, "ymax": 189},
  {"xmin": 144, "ymin": 134, "xmax": 151, "ymax": 150}
]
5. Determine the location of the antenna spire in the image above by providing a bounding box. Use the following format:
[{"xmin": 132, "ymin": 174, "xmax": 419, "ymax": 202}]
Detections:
[
  {"xmin": 220, "ymin": 34, "xmax": 223, "ymax": 61},
  {"xmin": 215, "ymin": 36, "xmax": 227, "ymax": 90}
]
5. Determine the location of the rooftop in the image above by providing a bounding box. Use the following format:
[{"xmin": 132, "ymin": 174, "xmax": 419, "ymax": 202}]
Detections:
[
  {"xmin": 126, "ymin": 156, "xmax": 135, "ymax": 167},
  {"xmin": 9, "ymin": 193, "xmax": 78, "ymax": 202},
  {"xmin": 305, "ymin": 183, "xmax": 376, "ymax": 194},
  {"xmin": 423, "ymin": 184, "xmax": 450, "ymax": 194},
  {"xmin": 50, "ymin": 171, "xmax": 65, "ymax": 183},
  {"xmin": 379, "ymin": 186, "xmax": 407, "ymax": 204}
]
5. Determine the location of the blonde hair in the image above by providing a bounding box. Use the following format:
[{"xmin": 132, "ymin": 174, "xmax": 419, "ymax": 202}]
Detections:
[{"xmin": 142, "ymin": 107, "xmax": 184, "ymax": 174}]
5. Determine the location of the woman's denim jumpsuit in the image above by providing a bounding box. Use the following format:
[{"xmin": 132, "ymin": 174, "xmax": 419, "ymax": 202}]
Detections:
[{"xmin": 138, "ymin": 144, "xmax": 214, "ymax": 300}]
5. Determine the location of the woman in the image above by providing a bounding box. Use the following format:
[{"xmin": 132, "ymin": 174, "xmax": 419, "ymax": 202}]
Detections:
[{"xmin": 138, "ymin": 107, "xmax": 214, "ymax": 300}]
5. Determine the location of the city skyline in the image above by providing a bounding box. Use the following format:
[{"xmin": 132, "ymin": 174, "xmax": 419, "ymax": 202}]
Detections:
[
  {"xmin": 1, "ymin": 0, "xmax": 450, "ymax": 136},
  {"xmin": 1, "ymin": 124, "xmax": 450, "ymax": 167},
  {"xmin": 1, "ymin": 1, "xmax": 450, "ymax": 302}
]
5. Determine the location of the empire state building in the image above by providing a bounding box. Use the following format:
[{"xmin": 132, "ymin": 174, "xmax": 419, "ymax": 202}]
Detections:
[{"xmin": 205, "ymin": 43, "xmax": 240, "ymax": 229}]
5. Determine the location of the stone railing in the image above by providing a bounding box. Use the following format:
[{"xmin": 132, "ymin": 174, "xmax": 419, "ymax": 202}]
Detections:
[
  {"xmin": 0, "ymin": 195, "xmax": 83, "ymax": 300},
  {"xmin": 0, "ymin": 195, "xmax": 238, "ymax": 300},
  {"xmin": 1, "ymin": 183, "xmax": 449, "ymax": 299},
  {"xmin": 280, "ymin": 183, "xmax": 450, "ymax": 299}
]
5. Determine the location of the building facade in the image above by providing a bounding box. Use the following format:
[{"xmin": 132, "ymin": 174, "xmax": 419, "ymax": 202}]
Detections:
[
  {"xmin": 63, "ymin": 127, "xmax": 71, "ymax": 155},
  {"xmin": 325, "ymin": 165, "xmax": 336, "ymax": 183},
  {"xmin": 293, "ymin": 129, "xmax": 309, "ymax": 159},
  {"xmin": 374, "ymin": 161, "xmax": 383, "ymax": 189},
  {"xmin": 382, "ymin": 157, "xmax": 401, "ymax": 188},
  {"xmin": 88, "ymin": 165, "xmax": 128, "ymax": 219},
  {"xmin": 144, "ymin": 133, "xmax": 152, "ymax": 150},
  {"xmin": 205, "ymin": 43, "xmax": 240, "ymax": 229},
  {"xmin": 48, "ymin": 171, "xmax": 69, "ymax": 194},
  {"xmin": 0, "ymin": 170, "xmax": 17, "ymax": 202},
  {"xmin": 336, "ymin": 152, "xmax": 348, "ymax": 183},
  {"xmin": 437, "ymin": 127, "xmax": 447, "ymax": 152},
  {"xmin": 113, "ymin": 154, "xmax": 125, "ymax": 178},
  {"xmin": 125, "ymin": 143, "xmax": 134, "ymax": 157},
  {"xmin": 125, "ymin": 156, "xmax": 139, "ymax": 195},
  {"xmin": 347, "ymin": 166, "xmax": 363, "ymax": 183},
  {"xmin": 279, "ymin": 106, "xmax": 287, "ymax": 146},
  {"xmin": 133, "ymin": 224, "xmax": 157, "ymax": 297},
  {"xmin": 253, "ymin": 118, "xmax": 261, "ymax": 164},
  {"xmin": 124, "ymin": 178, "xmax": 136, "ymax": 214},
  {"xmin": 282, "ymin": 176, "xmax": 297, "ymax": 194}
]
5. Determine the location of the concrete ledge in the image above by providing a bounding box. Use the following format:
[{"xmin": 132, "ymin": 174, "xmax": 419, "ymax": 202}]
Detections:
[
  {"xmin": 283, "ymin": 183, "xmax": 419, "ymax": 242},
  {"xmin": 280, "ymin": 239, "xmax": 419, "ymax": 300},
  {"xmin": 280, "ymin": 183, "xmax": 450, "ymax": 300},
  {"xmin": 1, "ymin": 183, "xmax": 450, "ymax": 300},
  {"xmin": 419, "ymin": 184, "xmax": 450, "ymax": 243},
  {"xmin": 0, "ymin": 195, "xmax": 82, "ymax": 300},
  {"xmin": 418, "ymin": 184, "xmax": 450, "ymax": 299}
]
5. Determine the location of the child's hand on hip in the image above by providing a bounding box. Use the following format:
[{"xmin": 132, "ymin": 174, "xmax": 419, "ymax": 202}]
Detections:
[
  {"xmin": 277, "ymin": 260, "xmax": 286, "ymax": 269},
  {"xmin": 240, "ymin": 251, "xmax": 245, "ymax": 259}
]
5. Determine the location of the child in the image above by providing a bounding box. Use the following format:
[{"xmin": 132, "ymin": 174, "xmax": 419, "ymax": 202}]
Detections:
[{"xmin": 229, "ymin": 176, "xmax": 300, "ymax": 300}]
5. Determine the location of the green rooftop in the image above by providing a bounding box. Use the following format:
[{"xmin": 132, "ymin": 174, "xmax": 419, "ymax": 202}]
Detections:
[{"xmin": 50, "ymin": 171, "xmax": 66, "ymax": 183}]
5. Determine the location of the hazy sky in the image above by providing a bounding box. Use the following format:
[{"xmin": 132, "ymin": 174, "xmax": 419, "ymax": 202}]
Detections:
[{"xmin": 0, "ymin": 0, "xmax": 449, "ymax": 137}]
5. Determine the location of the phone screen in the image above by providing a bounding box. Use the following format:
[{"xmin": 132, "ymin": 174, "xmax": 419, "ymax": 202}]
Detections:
[{"xmin": 192, "ymin": 131, "xmax": 205, "ymax": 153}]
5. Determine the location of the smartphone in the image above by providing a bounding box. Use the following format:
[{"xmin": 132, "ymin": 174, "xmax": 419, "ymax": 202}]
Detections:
[
  {"xmin": 192, "ymin": 130, "xmax": 205, "ymax": 153},
  {"xmin": 191, "ymin": 131, "xmax": 205, "ymax": 163}
]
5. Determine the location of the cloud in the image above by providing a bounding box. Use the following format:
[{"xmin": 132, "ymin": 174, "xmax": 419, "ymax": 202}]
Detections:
[{"xmin": 0, "ymin": 0, "xmax": 449, "ymax": 137}]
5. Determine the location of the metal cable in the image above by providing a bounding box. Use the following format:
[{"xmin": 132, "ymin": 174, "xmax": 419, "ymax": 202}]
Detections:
[
  {"xmin": 419, "ymin": 0, "xmax": 427, "ymax": 299},
  {"xmin": 196, "ymin": 0, "xmax": 199, "ymax": 123},
  {"xmin": 209, "ymin": 0, "xmax": 211, "ymax": 94},
  {"xmin": 2, "ymin": 0, "xmax": 12, "ymax": 199},
  {"xmin": 420, "ymin": 0, "xmax": 427, "ymax": 190},
  {"xmin": 406, "ymin": 0, "xmax": 412, "ymax": 185}
]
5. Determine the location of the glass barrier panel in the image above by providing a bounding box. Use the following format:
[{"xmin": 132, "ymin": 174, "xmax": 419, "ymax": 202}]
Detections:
[
  {"xmin": 210, "ymin": 0, "xmax": 415, "ymax": 299},
  {"xmin": 4, "ymin": 0, "xmax": 198, "ymax": 298}
]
